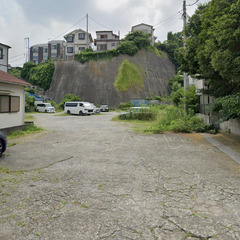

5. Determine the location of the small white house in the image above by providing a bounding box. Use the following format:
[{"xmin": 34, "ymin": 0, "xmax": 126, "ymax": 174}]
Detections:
[
  {"xmin": 0, "ymin": 70, "xmax": 31, "ymax": 130},
  {"xmin": 0, "ymin": 43, "xmax": 11, "ymax": 73},
  {"xmin": 94, "ymin": 31, "xmax": 121, "ymax": 51}
]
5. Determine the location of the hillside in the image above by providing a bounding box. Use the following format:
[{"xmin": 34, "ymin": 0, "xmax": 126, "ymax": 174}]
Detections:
[{"xmin": 46, "ymin": 50, "xmax": 176, "ymax": 107}]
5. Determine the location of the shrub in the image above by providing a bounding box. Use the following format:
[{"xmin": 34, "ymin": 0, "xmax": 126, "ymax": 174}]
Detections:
[
  {"xmin": 59, "ymin": 94, "xmax": 82, "ymax": 110},
  {"xmin": 118, "ymin": 102, "xmax": 134, "ymax": 110}
]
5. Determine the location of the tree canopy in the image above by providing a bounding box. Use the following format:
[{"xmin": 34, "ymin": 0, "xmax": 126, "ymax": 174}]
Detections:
[{"xmin": 177, "ymin": 0, "xmax": 240, "ymax": 97}]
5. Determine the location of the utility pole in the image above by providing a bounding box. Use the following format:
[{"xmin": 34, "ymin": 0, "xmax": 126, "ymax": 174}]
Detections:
[
  {"xmin": 183, "ymin": 0, "xmax": 188, "ymax": 112},
  {"xmin": 24, "ymin": 37, "xmax": 29, "ymax": 63},
  {"xmin": 86, "ymin": 13, "xmax": 89, "ymax": 49}
]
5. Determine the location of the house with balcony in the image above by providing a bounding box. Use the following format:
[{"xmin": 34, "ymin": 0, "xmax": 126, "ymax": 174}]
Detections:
[
  {"xmin": 0, "ymin": 43, "xmax": 11, "ymax": 72},
  {"xmin": 30, "ymin": 40, "xmax": 64, "ymax": 64},
  {"xmin": 94, "ymin": 31, "xmax": 121, "ymax": 51},
  {"xmin": 63, "ymin": 29, "xmax": 93, "ymax": 60},
  {"xmin": 131, "ymin": 23, "xmax": 156, "ymax": 46}
]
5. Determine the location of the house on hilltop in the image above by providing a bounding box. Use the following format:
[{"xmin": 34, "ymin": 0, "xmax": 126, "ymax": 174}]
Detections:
[
  {"xmin": 94, "ymin": 31, "xmax": 121, "ymax": 51},
  {"xmin": 64, "ymin": 28, "xmax": 93, "ymax": 60},
  {"xmin": 0, "ymin": 43, "xmax": 11, "ymax": 72},
  {"xmin": 131, "ymin": 23, "xmax": 156, "ymax": 46},
  {"xmin": 30, "ymin": 40, "xmax": 65, "ymax": 65}
]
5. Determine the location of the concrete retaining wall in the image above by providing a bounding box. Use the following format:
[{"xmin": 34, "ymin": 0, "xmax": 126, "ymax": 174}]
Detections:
[
  {"xmin": 220, "ymin": 119, "xmax": 240, "ymax": 135},
  {"xmin": 46, "ymin": 50, "xmax": 176, "ymax": 107}
]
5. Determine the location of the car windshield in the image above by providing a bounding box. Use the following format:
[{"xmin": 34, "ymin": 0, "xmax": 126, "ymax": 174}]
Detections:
[{"xmin": 84, "ymin": 103, "xmax": 92, "ymax": 107}]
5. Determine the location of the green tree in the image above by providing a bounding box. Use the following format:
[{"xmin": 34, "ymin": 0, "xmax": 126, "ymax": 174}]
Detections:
[
  {"xmin": 27, "ymin": 61, "xmax": 55, "ymax": 90},
  {"xmin": 155, "ymin": 31, "xmax": 183, "ymax": 69},
  {"xmin": 117, "ymin": 41, "xmax": 139, "ymax": 56},
  {"xmin": 178, "ymin": 0, "xmax": 240, "ymax": 97},
  {"xmin": 9, "ymin": 67, "xmax": 22, "ymax": 78},
  {"xmin": 21, "ymin": 62, "xmax": 36, "ymax": 80},
  {"xmin": 123, "ymin": 31, "xmax": 151, "ymax": 50}
]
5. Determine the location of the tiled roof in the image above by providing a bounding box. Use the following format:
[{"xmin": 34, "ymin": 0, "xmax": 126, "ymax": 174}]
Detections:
[{"xmin": 0, "ymin": 70, "xmax": 31, "ymax": 86}]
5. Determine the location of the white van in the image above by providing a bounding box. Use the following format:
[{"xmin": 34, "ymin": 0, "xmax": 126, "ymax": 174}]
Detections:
[
  {"xmin": 64, "ymin": 102, "xmax": 94, "ymax": 115},
  {"xmin": 36, "ymin": 103, "xmax": 55, "ymax": 113}
]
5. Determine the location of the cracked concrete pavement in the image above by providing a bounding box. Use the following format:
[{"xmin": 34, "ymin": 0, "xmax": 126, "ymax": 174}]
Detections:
[{"xmin": 0, "ymin": 112, "xmax": 240, "ymax": 239}]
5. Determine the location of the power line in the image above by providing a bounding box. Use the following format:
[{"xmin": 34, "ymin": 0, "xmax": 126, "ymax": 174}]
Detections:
[
  {"xmin": 88, "ymin": 15, "xmax": 112, "ymax": 31},
  {"xmin": 154, "ymin": 10, "xmax": 183, "ymax": 28},
  {"xmin": 9, "ymin": 53, "xmax": 25, "ymax": 60},
  {"xmin": 50, "ymin": 16, "xmax": 86, "ymax": 41},
  {"xmin": 187, "ymin": 0, "xmax": 200, "ymax": 6}
]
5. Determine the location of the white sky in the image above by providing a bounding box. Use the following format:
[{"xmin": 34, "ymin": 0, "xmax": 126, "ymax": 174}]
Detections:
[{"xmin": 1, "ymin": 0, "xmax": 210, "ymax": 67}]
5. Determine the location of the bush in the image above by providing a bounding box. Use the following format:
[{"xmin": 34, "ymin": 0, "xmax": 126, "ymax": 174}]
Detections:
[
  {"xmin": 59, "ymin": 94, "xmax": 82, "ymax": 110},
  {"xmin": 118, "ymin": 102, "xmax": 134, "ymax": 110}
]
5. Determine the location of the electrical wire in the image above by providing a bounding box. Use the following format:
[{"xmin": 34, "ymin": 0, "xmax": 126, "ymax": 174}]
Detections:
[
  {"xmin": 50, "ymin": 15, "xmax": 86, "ymax": 40},
  {"xmin": 9, "ymin": 53, "xmax": 25, "ymax": 60},
  {"xmin": 187, "ymin": 0, "xmax": 200, "ymax": 6},
  {"xmin": 88, "ymin": 15, "xmax": 112, "ymax": 31},
  {"xmin": 154, "ymin": 10, "xmax": 182, "ymax": 27}
]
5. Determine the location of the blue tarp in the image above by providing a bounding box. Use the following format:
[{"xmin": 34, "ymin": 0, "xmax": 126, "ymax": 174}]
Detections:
[
  {"xmin": 131, "ymin": 99, "xmax": 149, "ymax": 107},
  {"xmin": 28, "ymin": 93, "xmax": 44, "ymax": 101}
]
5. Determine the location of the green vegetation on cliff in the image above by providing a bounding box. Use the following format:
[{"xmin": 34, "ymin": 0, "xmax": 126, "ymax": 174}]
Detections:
[
  {"xmin": 114, "ymin": 59, "xmax": 145, "ymax": 92},
  {"xmin": 75, "ymin": 31, "xmax": 162, "ymax": 64}
]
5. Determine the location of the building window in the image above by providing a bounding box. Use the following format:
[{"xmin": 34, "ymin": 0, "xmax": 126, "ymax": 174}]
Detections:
[
  {"xmin": 66, "ymin": 36, "xmax": 74, "ymax": 42},
  {"xmin": 0, "ymin": 48, "xmax": 3, "ymax": 59},
  {"xmin": 51, "ymin": 44, "xmax": 57, "ymax": 50},
  {"xmin": 100, "ymin": 35, "xmax": 108, "ymax": 39},
  {"xmin": 99, "ymin": 44, "xmax": 107, "ymax": 51},
  {"xmin": 78, "ymin": 33, "xmax": 85, "ymax": 40},
  {"xmin": 111, "ymin": 42, "xmax": 115, "ymax": 46},
  {"xmin": 79, "ymin": 47, "xmax": 85, "ymax": 51},
  {"xmin": 32, "ymin": 47, "xmax": 38, "ymax": 53},
  {"xmin": 67, "ymin": 47, "xmax": 74, "ymax": 53},
  {"xmin": 44, "ymin": 48, "xmax": 48, "ymax": 53},
  {"xmin": 0, "ymin": 96, "xmax": 20, "ymax": 113}
]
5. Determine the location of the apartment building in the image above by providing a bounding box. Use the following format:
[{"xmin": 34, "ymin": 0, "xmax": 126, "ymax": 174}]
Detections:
[
  {"xmin": 63, "ymin": 29, "xmax": 93, "ymax": 60},
  {"xmin": 131, "ymin": 23, "xmax": 156, "ymax": 46},
  {"xmin": 94, "ymin": 31, "xmax": 120, "ymax": 51},
  {"xmin": 30, "ymin": 40, "xmax": 64, "ymax": 64},
  {"xmin": 0, "ymin": 43, "xmax": 11, "ymax": 72}
]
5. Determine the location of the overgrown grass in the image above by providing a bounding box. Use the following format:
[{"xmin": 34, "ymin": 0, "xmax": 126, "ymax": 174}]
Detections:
[
  {"xmin": 115, "ymin": 105, "xmax": 215, "ymax": 134},
  {"xmin": 7, "ymin": 125, "xmax": 44, "ymax": 140}
]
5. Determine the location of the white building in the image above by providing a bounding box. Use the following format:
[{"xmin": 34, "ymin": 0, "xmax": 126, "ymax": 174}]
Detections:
[
  {"xmin": 0, "ymin": 43, "xmax": 11, "ymax": 72},
  {"xmin": 94, "ymin": 31, "xmax": 120, "ymax": 51},
  {"xmin": 0, "ymin": 70, "xmax": 31, "ymax": 130},
  {"xmin": 131, "ymin": 23, "xmax": 156, "ymax": 46},
  {"xmin": 64, "ymin": 29, "xmax": 93, "ymax": 60},
  {"xmin": 30, "ymin": 40, "xmax": 65, "ymax": 64}
]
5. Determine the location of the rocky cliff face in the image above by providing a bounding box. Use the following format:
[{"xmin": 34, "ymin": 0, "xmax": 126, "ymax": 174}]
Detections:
[{"xmin": 46, "ymin": 50, "xmax": 176, "ymax": 107}]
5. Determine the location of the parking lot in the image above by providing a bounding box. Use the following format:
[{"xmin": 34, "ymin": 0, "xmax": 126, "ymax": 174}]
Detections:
[{"xmin": 1, "ymin": 112, "xmax": 240, "ymax": 239}]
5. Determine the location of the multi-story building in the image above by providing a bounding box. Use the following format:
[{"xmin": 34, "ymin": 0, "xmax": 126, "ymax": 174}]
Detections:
[
  {"xmin": 30, "ymin": 40, "xmax": 64, "ymax": 64},
  {"xmin": 63, "ymin": 29, "xmax": 93, "ymax": 60},
  {"xmin": 94, "ymin": 31, "xmax": 121, "ymax": 51},
  {"xmin": 0, "ymin": 43, "xmax": 11, "ymax": 72},
  {"xmin": 131, "ymin": 23, "xmax": 156, "ymax": 46}
]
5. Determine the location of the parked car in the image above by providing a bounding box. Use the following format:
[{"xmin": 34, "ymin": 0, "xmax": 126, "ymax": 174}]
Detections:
[
  {"xmin": 100, "ymin": 104, "xmax": 109, "ymax": 112},
  {"xmin": 91, "ymin": 104, "xmax": 100, "ymax": 114},
  {"xmin": 36, "ymin": 103, "xmax": 55, "ymax": 113},
  {"xmin": 64, "ymin": 101, "xmax": 94, "ymax": 115},
  {"xmin": 0, "ymin": 131, "xmax": 7, "ymax": 157}
]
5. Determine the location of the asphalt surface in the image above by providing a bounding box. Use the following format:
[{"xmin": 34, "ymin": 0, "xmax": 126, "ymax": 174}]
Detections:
[{"xmin": 0, "ymin": 112, "xmax": 240, "ymax": 240}]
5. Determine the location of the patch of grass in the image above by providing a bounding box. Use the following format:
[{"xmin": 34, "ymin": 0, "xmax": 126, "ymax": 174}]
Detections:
[
  {"xmin": 24, "ymin": 115, "xmax": 34, "ymax": 121},
  {"xmin": 7, "ymin": 125, "xmax": 44, "ymax": 140}
]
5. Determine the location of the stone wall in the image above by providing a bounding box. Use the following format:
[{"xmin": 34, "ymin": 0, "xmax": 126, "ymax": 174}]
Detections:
[
  {"xmin": 220, "ymin": 119, "xmax": 240, "ymax": 135},
  {"xmin": 46, "ymin": 50, "xmax": 176, "ymax": 107}
]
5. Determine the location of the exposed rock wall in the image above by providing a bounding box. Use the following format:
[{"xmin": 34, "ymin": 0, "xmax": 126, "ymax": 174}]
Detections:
[{"xmin": 46, "ymin": 50, "xmax": 176, "ymax": 107}]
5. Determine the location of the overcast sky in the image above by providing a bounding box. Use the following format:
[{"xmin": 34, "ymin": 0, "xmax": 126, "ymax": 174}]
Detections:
[{"xmin": 1, "ymin": 0, "xmax": 210, "ymax": 67}]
